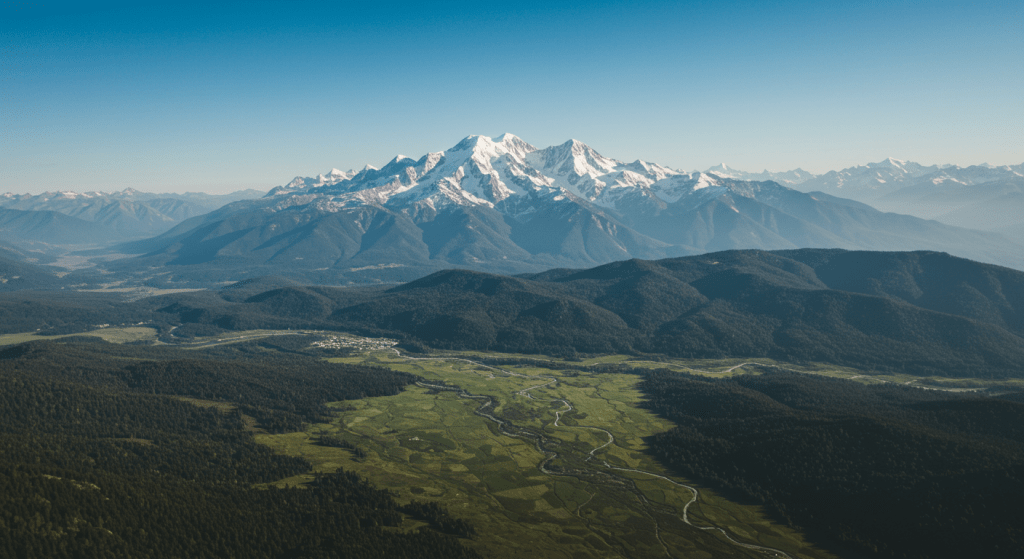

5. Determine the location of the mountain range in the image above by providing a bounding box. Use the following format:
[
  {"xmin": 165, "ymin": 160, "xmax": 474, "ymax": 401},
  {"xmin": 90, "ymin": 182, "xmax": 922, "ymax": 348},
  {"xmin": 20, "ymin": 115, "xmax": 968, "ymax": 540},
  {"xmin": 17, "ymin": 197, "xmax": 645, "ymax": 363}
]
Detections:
[
  {"xmin": 0, "ymin": 188, "xmax": 265, "ymax": 247},
  {"xmin": 94, "ymin": 135, "xmax": 1024, "ymax": 286},
  {"xmin": 712, "ymin": 158, "xmax": 1024, "ymax": 235}
]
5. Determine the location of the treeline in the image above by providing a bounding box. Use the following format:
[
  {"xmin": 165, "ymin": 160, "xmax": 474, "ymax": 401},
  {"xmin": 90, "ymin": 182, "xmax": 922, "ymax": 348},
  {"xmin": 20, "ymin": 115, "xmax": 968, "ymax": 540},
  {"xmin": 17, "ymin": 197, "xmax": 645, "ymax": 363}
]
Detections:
[
  {"xmin": 0, "ymin": 339, "xmax": 480, "ymax": 559},
  {"xmin": 638, "ymin": 370, "xmax": 1024, "ymax": 559}
]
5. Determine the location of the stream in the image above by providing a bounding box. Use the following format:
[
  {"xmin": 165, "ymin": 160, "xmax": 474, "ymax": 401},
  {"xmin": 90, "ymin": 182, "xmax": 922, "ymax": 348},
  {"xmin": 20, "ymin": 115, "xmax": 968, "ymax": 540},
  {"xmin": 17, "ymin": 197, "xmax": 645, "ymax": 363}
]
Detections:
[{"xmin": 398, "ymin": 350, "xmax": 793, "ymax": 559}]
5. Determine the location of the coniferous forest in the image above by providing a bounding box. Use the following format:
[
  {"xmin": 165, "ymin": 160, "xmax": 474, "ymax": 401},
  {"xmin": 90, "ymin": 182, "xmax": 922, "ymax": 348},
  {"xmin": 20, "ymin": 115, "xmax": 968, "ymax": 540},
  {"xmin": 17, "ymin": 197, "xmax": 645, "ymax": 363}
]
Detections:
[
  {"xmin": 0, "ymin": 338, "xmax": 480, "ymax": 559},
  {"xmin": 6, "ymin": 249, "xmax": 1024, "ymax": 378},
  {"xmin": 638, "ymin": 370, "xmax": 1024, "ymax": 559}
]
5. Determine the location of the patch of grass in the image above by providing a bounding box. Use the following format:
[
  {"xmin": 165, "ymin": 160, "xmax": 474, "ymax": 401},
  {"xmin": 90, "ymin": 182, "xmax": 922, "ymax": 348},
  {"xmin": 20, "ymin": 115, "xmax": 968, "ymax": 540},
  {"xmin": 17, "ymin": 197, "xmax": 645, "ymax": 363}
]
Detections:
[
  {"xmin": 0, "ymin": 325, "xmax": 158, "ymax": 346},
  {"xmin": 173, "ymin": 396, "xmax": 236, "ymax": 414}
]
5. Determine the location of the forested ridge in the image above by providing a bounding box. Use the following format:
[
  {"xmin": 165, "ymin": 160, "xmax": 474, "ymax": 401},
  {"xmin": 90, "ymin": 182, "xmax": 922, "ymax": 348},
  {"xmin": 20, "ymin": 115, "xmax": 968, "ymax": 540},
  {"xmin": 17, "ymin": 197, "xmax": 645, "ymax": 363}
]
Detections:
[
  {"xmin": 0, "ymin": 339, "xmax": 480, "ymax": 559},
  {"xmin": 638, "ymin": 370, "xmax": 1024, "ymax": 558},
  {"xmin": 4, "ymin": 249, "xmax": 1024, "ymax": 377}
]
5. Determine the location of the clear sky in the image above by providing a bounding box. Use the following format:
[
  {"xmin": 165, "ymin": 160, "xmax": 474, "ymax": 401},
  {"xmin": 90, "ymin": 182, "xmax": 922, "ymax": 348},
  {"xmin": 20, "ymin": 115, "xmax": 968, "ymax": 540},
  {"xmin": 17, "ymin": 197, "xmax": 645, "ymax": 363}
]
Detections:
[{"xmin": 2, "ymin": 0, "xmax": 1022, "ymax": 194}]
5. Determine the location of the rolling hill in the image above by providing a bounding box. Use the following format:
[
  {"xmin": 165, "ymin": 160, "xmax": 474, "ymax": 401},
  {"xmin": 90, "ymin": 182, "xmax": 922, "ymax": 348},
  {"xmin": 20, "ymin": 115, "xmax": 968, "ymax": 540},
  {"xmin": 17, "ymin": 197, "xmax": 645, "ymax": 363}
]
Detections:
[{"xmin": 124, "ymin": 248, "xmax": 1024, "ymax": 377}]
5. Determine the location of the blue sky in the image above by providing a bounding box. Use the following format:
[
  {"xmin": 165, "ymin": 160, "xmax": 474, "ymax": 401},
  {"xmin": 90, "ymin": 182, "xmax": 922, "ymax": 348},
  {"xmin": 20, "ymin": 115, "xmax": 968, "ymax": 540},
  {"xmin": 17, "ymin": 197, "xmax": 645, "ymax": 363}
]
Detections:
[{"xmin": 2, "ymin": 0, "xmax": 1022, "ymax": 194}]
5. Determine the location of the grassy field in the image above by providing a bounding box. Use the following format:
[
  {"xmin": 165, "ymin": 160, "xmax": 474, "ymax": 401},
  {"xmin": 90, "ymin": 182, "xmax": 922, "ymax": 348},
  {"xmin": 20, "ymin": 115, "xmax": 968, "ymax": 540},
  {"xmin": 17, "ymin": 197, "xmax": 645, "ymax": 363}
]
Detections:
[
  {"xmin": 0, "ymin": 325, "xmax": 159, "ymax": 346},
  {"xmin": 258, "ymin": 347, "xmax": 841, "ymax": 559}
]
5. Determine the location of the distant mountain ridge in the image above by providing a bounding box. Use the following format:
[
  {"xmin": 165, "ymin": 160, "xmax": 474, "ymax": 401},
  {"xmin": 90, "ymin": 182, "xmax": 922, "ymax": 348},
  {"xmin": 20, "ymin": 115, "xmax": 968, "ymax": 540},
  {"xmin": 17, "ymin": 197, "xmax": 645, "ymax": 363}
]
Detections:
[
  {"xmin": 702, "ymin": 163, "xmax": 816, "ymax": 186},
  {"xmin": 104, "ymin": 135, "xmax": 1024, "ymax": 285},
  {"xmin": 0, "ymin": 188, "xmax": 266, "ymax": 244},
  {"xmin": 707, "ymin": 159, "xmax": 1024, "ymax": 234},
  {"xmin": 0, "ymin": 208, "xmax": 114, "ymax": 247}
]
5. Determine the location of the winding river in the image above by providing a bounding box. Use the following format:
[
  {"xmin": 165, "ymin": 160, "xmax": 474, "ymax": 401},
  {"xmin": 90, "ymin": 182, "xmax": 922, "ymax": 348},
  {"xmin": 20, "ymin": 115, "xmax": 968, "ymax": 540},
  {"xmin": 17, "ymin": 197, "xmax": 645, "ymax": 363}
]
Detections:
[{"xmin": 396, "ymin": 350, "xmax": 793, "ymax": 559}]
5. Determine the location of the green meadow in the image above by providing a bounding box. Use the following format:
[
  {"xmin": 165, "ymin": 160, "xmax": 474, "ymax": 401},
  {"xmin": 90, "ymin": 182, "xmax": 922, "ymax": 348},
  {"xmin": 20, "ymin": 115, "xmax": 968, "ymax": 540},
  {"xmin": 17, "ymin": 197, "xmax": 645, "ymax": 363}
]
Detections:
[
  {"xmin": 0, "ymin": 325, "xmax": 159, "ymax": 346},
  {"xmin": 259, "ymin": 347, "xmax": 840, "ymax": 559}
]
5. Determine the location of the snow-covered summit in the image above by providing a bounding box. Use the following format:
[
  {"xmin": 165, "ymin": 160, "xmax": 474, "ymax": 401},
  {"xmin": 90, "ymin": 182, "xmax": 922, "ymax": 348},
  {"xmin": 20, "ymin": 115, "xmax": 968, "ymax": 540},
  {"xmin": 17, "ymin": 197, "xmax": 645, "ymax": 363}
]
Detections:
[
  {"xmin": 262, "ymin": 134, "xmax": 829, "ymax": 216},
  {"xmin": 702, "ymin": 164, "xmax": 814, "ymax": 186},
  {"xmin": 267, "ymin": 137, "xmax": 1024, "ymax": 222}
]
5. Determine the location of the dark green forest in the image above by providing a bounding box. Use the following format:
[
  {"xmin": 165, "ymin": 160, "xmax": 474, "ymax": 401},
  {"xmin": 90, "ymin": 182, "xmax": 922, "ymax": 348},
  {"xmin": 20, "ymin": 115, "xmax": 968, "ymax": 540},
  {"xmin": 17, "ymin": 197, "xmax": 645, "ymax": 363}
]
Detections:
[
  {"xmin": 4, "ymin": 249, "xmax": 1024, "ymax": 377},
  {"xmin": 638, "ymin": 370, "xmax": 1024, "ymax": 559},
  {"xmin": 0, "ymin": 339, "xmax": 480, "ymax": 559}
]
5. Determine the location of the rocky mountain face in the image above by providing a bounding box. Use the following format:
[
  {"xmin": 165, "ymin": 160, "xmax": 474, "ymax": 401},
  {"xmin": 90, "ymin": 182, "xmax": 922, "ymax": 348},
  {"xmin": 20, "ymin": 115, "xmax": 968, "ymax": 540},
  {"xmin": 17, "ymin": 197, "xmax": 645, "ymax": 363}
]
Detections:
[{"xmin": 108, "ymin": 135, "xmax": 1024, "ymax": 285}]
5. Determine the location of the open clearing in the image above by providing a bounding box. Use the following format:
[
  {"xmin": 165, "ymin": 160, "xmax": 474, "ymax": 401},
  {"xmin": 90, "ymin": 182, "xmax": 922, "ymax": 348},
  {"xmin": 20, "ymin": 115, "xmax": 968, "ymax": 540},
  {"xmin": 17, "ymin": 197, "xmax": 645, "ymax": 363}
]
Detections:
[{"xmin": 0, "ymin": 325, "xmax": 159, "ymax": 346}]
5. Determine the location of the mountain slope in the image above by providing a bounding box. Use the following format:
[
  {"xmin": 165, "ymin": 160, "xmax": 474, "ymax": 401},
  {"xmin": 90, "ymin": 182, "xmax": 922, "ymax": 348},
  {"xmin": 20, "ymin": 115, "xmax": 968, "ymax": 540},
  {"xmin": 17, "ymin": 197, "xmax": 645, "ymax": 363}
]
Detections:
[
  {"xmin": 877, "ymin": 173, "xmax": 1024, "ymax": 232},
  {"xmin": 0, "ymin": 208, "xmax": 116, "ymax": 246},
  {"xmin": 0, "ymin": 250, "xmax": 62, "ymax": 291}
]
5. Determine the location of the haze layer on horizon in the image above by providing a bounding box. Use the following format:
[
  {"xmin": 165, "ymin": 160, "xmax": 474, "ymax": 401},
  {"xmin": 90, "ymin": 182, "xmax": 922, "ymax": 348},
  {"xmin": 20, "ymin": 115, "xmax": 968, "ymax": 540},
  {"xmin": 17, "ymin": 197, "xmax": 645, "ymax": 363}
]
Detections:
[{"xmin": 2, "ymin": 0, "xmax": 1022, "ymax": 195}]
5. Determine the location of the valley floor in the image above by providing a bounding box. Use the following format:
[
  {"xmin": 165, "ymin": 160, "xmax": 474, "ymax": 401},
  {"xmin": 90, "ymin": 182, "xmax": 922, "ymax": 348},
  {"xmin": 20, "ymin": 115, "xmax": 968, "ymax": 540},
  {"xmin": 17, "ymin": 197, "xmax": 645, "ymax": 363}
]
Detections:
[{"xmin": 254, "ymin": 339, "xmax": 846, "ymax": 559}]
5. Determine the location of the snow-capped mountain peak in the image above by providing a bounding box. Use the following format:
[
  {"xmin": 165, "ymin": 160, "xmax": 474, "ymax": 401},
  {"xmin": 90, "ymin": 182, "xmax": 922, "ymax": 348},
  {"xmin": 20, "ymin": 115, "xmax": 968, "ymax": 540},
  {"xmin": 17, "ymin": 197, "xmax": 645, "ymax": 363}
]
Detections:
[
  {"xmin": 529, "ymin": 139, "xmax": 618, "ymax": 175},
  {"xmin": 266, "ymin": 135, "xmax": 786, "ymax": 214},
  {"xmin": 877, "ymin": 157, "xmax": 906, "ymax": 168},
  {"xmin": 448, "ymin": 133, "xmax": 537, "ymax": 162},
  {"xmin": 260, "ymin": 136, "xmax": 1024, "ymax": 227}
]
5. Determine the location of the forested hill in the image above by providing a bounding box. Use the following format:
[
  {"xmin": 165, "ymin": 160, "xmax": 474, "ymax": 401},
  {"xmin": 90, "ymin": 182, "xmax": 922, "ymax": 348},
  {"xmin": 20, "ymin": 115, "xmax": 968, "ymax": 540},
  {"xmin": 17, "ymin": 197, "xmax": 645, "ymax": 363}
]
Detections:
[
  {"xmin": 326, "ymin": 249, "xmax": 1024, "ymax": 377},
  {"xmin": 638, "ymin": 370, "xmax": 1024, "ymax": 558},
  {"xmin": 0, "ymin": 253, "xmax": 62, "ymax": 292},
  {"xmin": 5, "ymin": 249, "xmax": 1024, "ymax": 377}
]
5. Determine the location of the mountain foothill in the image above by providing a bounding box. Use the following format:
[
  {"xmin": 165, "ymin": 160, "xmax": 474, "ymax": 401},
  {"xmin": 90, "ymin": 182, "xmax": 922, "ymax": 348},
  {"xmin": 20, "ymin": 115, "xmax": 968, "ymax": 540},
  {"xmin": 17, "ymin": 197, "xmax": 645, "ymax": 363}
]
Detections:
[
  {"xmin": 2, "ymin": 248, "xmax": 1022, "ymax": 379},
  {"xmin": 206, "ymin": 249, "xmax": 1024, "ymax": 377}
]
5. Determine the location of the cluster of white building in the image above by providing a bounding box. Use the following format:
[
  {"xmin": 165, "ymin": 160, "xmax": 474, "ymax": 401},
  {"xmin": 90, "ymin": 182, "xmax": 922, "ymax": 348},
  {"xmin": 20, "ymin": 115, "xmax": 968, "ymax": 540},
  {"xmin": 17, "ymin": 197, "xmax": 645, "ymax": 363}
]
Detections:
[{"xmin": 310, "ymin": 334, "xmax": 398, "ymax": 352}]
